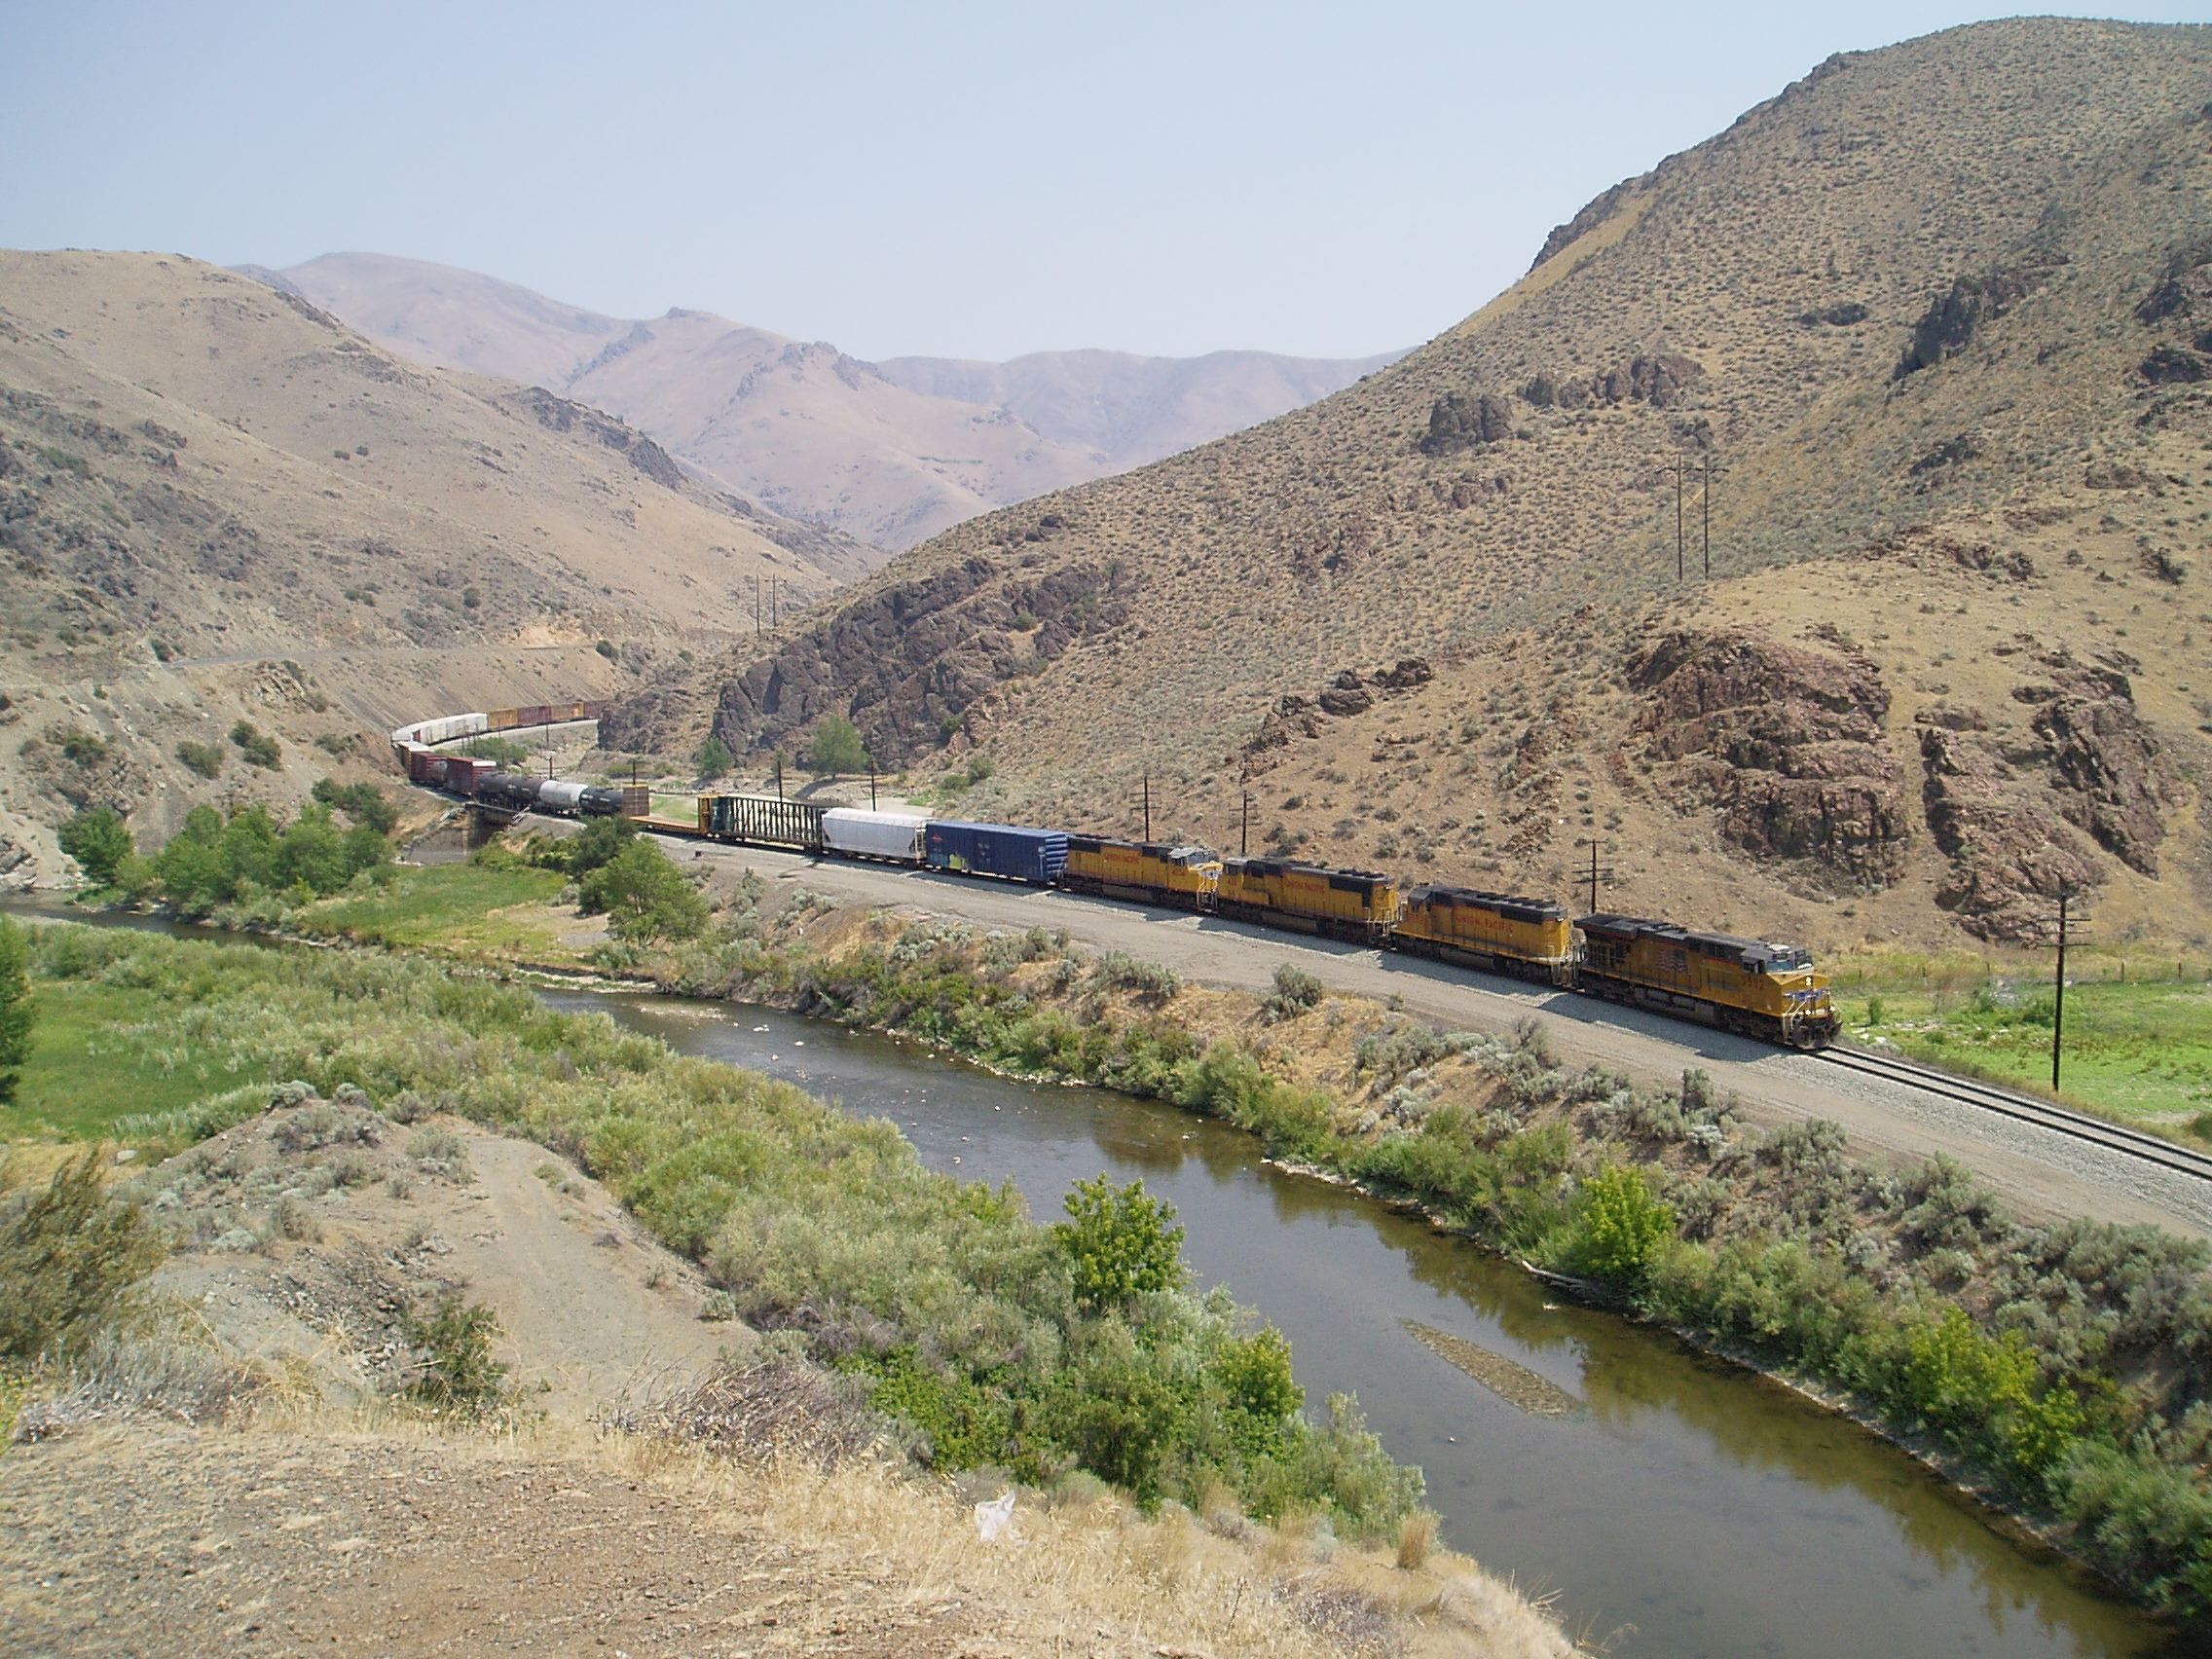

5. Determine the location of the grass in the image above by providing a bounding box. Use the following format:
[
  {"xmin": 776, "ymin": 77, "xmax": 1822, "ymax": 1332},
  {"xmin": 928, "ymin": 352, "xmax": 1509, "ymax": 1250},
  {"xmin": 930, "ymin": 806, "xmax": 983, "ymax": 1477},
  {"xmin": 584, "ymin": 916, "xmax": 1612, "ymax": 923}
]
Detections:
[
  {"xmin": 650, "ymin": 793, "xmax": 696, "ymax": 821},
  {"xmin": 1831, "ymin": 959, "xmax": 2212, "ymax": 1125},
  {"xmin": 2, "ymin": 980, "xmax": 268, "ymax": 1139},
  {"xmin": 293, "ymin": 864, "xmax": 571, "ymax": 959}
]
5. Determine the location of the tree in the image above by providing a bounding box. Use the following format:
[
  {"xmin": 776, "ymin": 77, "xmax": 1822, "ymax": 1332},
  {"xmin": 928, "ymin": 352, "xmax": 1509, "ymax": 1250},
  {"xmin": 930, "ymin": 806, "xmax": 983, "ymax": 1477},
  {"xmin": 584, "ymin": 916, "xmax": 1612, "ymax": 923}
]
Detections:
[
  {"xmin": 57, "ymin": 806, "xmax": 133, "ymax": 888},
  {"xmin": 0, "ymin": 918, "xmax": 30, "ymax": 1105},
  {"xmin": 807, "ymin": 715, "xmax": 868, "ymax": 778},
  {"xmin": 1571, "ymin": 1162, "xmax": 1676, "ymax": 1283},
  {"xmin": 562, "ymin": 814, "xmax": 637, "ymax": 876},
  {"xmin": 694, "ymin": 734, "xmax": 732, "ymax": 779},
  {"xmin": 1052, "ymin": 1175, "xmax": 1187, "ymax": 1309},
  {"xmin": 577, "ymin": 839, "xmax": 709, "ymax": 941}
]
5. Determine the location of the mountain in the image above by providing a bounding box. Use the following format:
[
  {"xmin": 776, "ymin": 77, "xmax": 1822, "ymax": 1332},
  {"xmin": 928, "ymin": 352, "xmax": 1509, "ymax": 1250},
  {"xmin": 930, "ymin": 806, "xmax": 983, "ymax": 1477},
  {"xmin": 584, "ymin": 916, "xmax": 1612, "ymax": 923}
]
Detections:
[
  {"xmin": 250, "ymin": 253, "xmax": 1404, "ymax": 551},
  {"xmin": 608, "ymin": 17, "xmax": 2212, "ymax": 954},
  {"xmin": 0, "ymin": 249, "xmax": 867, "ymax": 881}
]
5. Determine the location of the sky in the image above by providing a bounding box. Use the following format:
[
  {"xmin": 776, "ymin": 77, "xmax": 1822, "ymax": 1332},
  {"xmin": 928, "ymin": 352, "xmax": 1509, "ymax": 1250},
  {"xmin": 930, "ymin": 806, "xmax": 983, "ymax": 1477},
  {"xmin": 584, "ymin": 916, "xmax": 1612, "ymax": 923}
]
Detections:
[{"xmin": 4, "ymin": 2, "xmax": 2207, "ymax": 361}]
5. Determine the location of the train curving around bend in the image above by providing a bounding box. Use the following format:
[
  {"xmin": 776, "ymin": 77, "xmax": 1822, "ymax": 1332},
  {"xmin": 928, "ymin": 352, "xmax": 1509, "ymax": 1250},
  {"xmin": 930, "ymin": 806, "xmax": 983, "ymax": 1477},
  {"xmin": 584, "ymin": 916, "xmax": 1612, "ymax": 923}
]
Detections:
[{"xmin": 392, "ymin": 707, "xmax": 1839, "ymax": 1049}]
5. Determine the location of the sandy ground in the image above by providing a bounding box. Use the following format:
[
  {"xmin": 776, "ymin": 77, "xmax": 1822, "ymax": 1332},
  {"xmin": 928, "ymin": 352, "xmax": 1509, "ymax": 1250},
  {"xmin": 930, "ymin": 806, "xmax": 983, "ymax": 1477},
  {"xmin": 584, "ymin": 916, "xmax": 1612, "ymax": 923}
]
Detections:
[{"xmin": 656, "ymin": 832, "xmax": 2212, "ymax": 1242}]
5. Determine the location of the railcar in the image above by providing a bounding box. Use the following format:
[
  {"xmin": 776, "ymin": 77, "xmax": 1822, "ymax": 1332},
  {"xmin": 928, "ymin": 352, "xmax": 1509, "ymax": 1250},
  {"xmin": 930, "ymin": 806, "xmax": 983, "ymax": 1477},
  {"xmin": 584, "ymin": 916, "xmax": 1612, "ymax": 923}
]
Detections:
[
  {"xmin": 925, "ymin": 820, "xmax": 1070, "ymax": 885},
  {"xmin": 1061, "ymin": 836, "xmax": 1221, "ymax": 910},
  {"xmin": 1393, "ymin": 886, "xmax": 1574, "ymax": 985},
  {"xmin": 1215, "ymin": 858, "xmax": 1398, "ymax": 944},
  {"xmin": 1574, "ymin": 914, "xmax": 1838, "ymax": 1048},
  {"xmin": 822, "ymin": 807, "xmax": 930, "ymax": 864},
  {"xmin": 476, "ymin": 771, "xmax": 548, "ymax": 811}
]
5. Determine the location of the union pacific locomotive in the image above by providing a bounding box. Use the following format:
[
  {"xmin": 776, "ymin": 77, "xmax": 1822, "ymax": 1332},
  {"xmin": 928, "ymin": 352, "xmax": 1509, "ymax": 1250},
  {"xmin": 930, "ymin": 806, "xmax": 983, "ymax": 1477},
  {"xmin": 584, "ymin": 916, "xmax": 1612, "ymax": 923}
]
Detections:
[{"xmin": 391, "ymin": 711, "xmax": 1839, "ymax": 1050}]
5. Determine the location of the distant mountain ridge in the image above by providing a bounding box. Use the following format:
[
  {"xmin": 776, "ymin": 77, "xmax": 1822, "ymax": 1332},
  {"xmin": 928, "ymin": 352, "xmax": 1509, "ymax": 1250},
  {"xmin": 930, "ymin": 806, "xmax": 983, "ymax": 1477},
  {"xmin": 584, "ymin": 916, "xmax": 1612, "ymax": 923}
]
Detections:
[{"xmin": 240, "ymin": 252, "xmax": 1406, "ymax": 551}]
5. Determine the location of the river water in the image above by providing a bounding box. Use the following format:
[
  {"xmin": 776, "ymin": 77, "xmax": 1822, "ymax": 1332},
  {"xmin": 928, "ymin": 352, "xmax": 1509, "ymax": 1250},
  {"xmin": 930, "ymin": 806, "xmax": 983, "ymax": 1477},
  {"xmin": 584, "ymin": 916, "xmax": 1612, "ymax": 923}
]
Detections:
[
  {"xmin": 4, "ymin": 903, "xmax": 2179, "ymax": 1656},
  {"xmin": 548, "ymin": 989, "xmax": 2183, "ymax": 1659}
]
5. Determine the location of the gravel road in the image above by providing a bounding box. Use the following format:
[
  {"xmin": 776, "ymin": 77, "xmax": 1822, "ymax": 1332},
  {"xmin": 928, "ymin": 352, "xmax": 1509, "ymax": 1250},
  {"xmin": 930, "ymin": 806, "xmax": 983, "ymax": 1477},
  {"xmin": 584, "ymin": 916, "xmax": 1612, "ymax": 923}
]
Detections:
[{"xmin": 651, "ymin": 832, "xmax": 2212, "ymax": 1243}]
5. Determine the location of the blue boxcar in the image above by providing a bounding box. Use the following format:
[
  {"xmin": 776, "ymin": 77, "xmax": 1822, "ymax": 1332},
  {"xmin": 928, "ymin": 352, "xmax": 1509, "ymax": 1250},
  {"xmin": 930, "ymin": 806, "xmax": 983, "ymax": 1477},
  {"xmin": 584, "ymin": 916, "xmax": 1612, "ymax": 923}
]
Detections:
[{"xmin": 924, "ymin": 820, "xmax": 1070, "ymax": 885}]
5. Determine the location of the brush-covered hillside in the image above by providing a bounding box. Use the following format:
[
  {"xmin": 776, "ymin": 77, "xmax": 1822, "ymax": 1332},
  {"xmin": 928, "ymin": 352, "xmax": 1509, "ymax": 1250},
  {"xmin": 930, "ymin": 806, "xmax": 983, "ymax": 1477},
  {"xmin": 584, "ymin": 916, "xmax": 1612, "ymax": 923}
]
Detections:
[
  {"xmin": 0, "ymin": 250, "xmax": 869, "ymax": 882},
  {"xmin": 611, "ymin": 18, "xmax": 2212, "ymax": 954},
  {"xmin": 248, "ymin": 252, "xmax": 1403, "ymax": 552}
]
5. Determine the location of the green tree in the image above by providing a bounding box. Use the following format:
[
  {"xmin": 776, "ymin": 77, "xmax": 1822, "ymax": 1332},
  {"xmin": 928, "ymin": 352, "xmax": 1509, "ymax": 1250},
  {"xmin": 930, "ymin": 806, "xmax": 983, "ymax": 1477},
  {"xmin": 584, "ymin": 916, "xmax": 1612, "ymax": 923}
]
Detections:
[
  {"xmin": 562, "ymin": 813, "xmax": 637, "ymax": 876},
  {"xmin": 1571, "ymin": 1162, "xmax": 1676, "ymax": 1283},
  {"xmin": 1052, "ymin": 1175, "xmax": 1188, "ymax": 1309},
  {"xmin": 57, "ymin": 806, "xmax": 133, "ymax": 887},
  {"xmin": 694, "ymin": 734, "xmax": 733, "ymax": 779},
  {"xmin": 312, "ymin": 777, "xmax": 399, "ymax": 833},
  {"xmin": 229, "ymin": 719, "xmax": 281, "ymax": 770},
  {"xmin": 807, "ymin": 715, "xmax": 868, "ymax": 777},
  {"xmin": 577, "ymin": 839, "xmax": 709, "ymax": 941},
  {"xmin": 0, "ymin": 918, "xmax": 30, "ymax": 1105}
]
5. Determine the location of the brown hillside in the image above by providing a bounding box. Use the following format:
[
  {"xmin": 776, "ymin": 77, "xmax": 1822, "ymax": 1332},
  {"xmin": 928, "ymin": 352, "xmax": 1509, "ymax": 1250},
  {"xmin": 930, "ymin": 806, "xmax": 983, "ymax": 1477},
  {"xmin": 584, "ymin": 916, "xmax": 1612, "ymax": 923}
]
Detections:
[
  {"xmin": 611, "ymin": 17, "xmax": 2212, "ymax": 952},
  {"xmin": 263, "ymin": 253, "xmax": 1401, "ymax": 552},
  {"xmin": 0, "ymin": 250, "xmax": 867, "ymax": 881}
]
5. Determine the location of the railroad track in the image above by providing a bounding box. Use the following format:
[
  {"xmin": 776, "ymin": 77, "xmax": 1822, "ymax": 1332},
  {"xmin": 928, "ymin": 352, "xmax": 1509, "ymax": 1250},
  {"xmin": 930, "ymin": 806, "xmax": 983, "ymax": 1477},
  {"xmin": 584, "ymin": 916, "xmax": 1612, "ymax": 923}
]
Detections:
[{"xmin": 1815, "ymin": 1046, "xmax": 2212, "ymax": 1184}]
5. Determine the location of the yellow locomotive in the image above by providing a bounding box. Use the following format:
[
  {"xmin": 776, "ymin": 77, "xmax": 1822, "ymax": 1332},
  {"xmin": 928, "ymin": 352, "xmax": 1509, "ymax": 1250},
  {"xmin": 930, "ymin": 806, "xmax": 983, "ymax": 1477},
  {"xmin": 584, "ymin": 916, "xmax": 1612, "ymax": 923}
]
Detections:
[
  {"xmin": 1395, "ymin": 886, "xmax": 1574, "ymax": 985},
  {"xmin": 1574, "ymin": 914, "xmax": 1839, "ymax": 1048},
  {"xmin": 1062, "ymin": 835, "xmax": 1221, "ymax": 910},
  {"xmin": 1215, "ymin": 857, "xmax": 1400, "ymax": 943}
]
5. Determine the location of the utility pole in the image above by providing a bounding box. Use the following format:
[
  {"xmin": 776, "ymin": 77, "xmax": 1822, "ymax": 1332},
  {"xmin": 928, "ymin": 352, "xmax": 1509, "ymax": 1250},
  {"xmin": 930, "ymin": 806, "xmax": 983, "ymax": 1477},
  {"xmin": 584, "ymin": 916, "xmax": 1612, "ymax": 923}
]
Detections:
[
  {"xmin": 775, "ymin": 754, "xmax": 784, "ymax": 802},
  {"xmin": 1576, "ymin": 838, "xmax": 1614, "ymax": 914},
  {"xmin": 751, "ymin": 575, "xmax": 760, "ymax": 636},
  {"xmin": 868, "ymin": 761, "xmax": 878, "ymax": 811},
  {"xmin": 1142, "ymin": 771, "xmax": 1152, "ymax": 843},
  {"xmin": 2052, "ymin": 890, "xmax": 2075, "ymax": 1092},
  {"xmin": 1700, "ymin": 456, "xmax": 1729, "ymax": 579},
  {"xmin": 1665, "ymin": 456, "xmax": 1690, "ymax": 580},
  {"xmin": 1240, "ymin": 792, "xmax": 1253, "ymax": 858},
  {"xmin": 770, "ymin": 575, "xmax": 779, "ymax": 628}
]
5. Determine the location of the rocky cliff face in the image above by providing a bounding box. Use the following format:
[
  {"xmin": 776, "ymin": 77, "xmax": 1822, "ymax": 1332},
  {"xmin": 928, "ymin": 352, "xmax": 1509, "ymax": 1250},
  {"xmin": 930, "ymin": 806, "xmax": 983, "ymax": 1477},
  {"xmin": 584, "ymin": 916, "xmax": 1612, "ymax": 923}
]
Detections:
[{"xmin": 1627, "ymin": 630, "xmax": 1909, "ymax": 893}]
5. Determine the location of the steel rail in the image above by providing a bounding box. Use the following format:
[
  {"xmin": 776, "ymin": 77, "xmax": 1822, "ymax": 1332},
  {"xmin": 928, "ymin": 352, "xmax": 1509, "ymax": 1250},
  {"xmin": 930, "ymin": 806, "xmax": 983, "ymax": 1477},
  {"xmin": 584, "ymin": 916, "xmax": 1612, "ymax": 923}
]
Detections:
[{"xmin": 1815, "ymin": 1045, "xmax": 2212, "ymax": 1184}]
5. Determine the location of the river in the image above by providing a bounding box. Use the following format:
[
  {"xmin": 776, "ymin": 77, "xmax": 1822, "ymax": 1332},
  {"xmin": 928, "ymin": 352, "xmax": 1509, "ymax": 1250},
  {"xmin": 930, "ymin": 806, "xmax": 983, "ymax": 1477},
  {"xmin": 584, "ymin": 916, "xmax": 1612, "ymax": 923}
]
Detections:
[
  {"xmin": 549, "ymin": 988, "xmax": 2183, "ymax": 1659},
  {"xmin": 4, "ymin": 903, "xmax": 2180, "ymax": 1656}
]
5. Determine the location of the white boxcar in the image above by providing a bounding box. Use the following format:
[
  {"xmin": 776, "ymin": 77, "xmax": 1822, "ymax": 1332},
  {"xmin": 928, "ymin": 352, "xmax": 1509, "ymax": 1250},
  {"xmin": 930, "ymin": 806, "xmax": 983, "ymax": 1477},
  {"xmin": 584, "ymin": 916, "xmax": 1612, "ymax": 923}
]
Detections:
[
  {"xmin": 822, "ymin": 808, "xmax": 929, "ymax": 864},
  {"xmin": 418, "ymin": 713, "xmax": 490, "ymax": 746},
  {"xmin": 538, "ymin": 780, "xmax": 588, "ymax": 813}
]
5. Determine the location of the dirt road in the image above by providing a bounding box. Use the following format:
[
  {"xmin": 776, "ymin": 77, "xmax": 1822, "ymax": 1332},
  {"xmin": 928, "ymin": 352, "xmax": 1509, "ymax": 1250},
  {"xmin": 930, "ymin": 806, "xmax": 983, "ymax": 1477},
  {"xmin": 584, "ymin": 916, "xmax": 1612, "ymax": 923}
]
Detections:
[{"xmin": 654, "ymin": 832, "xmax": 2212, "ymax": 1242}]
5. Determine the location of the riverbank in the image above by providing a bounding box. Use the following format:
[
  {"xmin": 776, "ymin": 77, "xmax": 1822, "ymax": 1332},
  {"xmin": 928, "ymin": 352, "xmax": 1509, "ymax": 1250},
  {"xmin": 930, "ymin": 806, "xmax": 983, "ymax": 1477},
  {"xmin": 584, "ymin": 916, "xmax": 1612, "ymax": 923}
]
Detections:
[
  {"xmin": 0, "ymin": 914, "xmax": 1585, "ymax": 1657},
  {"xmin": 608, "ymin": 891, "xmax": 2212, "ymax": 1622}
]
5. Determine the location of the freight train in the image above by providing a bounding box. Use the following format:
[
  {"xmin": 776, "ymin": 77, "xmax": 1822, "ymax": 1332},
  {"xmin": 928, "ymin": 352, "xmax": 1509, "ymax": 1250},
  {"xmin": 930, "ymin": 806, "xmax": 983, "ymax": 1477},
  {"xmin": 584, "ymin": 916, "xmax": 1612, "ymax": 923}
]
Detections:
[{"xmin": 390, "ymin": 712, "xmax": 1839, "ymax": 1049}]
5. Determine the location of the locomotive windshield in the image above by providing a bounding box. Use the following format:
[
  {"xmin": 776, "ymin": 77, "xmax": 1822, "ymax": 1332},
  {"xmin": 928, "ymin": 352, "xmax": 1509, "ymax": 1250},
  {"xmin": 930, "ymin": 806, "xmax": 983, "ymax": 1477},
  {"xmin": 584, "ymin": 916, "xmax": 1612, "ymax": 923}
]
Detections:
[{"xmin": 1765, "ymin": 944, "xmax": 1812, "ymax": 971}]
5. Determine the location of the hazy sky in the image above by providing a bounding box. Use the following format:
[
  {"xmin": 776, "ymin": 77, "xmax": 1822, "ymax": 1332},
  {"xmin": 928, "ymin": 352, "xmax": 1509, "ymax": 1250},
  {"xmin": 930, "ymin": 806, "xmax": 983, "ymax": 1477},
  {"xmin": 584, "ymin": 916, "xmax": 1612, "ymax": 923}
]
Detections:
[{"xmin": 5, "ymin": 3, "xmax": 2206, "ymax": 360}]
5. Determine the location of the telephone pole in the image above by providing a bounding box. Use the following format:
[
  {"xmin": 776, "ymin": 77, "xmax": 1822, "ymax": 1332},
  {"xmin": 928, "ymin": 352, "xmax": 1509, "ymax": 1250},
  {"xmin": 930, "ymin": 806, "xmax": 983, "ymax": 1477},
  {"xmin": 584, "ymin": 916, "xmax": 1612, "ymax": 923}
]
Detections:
[
  {"xmin": 2052, "ymin": 891, "xmax": 2078, "ymax": 1092},
  {"xmin": 1699, "ymin": 456, "xmax": 1729, "ymax": 579},
  {"xmin": 1142, "ymin": 771, "xmax": 1152, "ymax": 842},
  {"xmin": 1240, "ymin": 792, "xmax": 1253, "ymax": 858},
  {"xmin": 1663, "ymin": 456, "xmax": 1692, "ymax": 580},
  {"xmin": 1576, "ymin": 838, "xmax": 1614, "ymax": 914}
]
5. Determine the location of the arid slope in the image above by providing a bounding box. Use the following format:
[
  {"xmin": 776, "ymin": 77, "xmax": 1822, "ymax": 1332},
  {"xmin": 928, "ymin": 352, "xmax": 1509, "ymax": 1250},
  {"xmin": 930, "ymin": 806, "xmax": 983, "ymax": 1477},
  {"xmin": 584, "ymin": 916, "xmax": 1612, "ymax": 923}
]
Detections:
[
  {"xmin": 617, "ymin": 17, "xmax": 2212, "ymax": 952},
  {"xmin": 0, "ymin": 250, "xmax": 866, "ymax": 881},
  {"xmin": 260, "ymin": 252, "xmax": 1403, "ymax": 551}
]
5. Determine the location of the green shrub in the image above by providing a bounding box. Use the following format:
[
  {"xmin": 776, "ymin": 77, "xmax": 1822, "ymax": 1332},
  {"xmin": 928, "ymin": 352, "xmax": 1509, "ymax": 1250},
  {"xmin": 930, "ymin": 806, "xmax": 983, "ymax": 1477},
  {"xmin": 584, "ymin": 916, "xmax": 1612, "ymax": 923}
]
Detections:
[
  {"xmin": 0, "ymin": 1151, "xmax": 165, "ymax": 1361},
  {"xmin": 1566, "ymin": 1162, "xmax": 1676, "ymax": 1284},
  {"xmin": 174, "ymin": 739, "xmax": 223, "ymax": 779},
  {"xmin": 229, "ymin": 720, "xmax": 281, "ymax": 770},
  {"xmin": 1264, "ymin": 963, "xmax": 1324, "ymax": 1021},
  {"xmin": 0, "ymin": 918, "xmax": 28, "ymax": 1105},
  {"xmin": 58, "ymin": 807, "xmax": 134, "ymax": 887},
  {"xmin": 457, "ymin": 735, "xmax": 531, "ymax": 766},
  {"xmin": 311, "ymin": 777, "xmax": 399, "ymax": 833},
  {"xmin": 401, "ymin": 1294, "xmax": 508, "ymax": 1414},
  {"xmin": 1053, "ymin": 1175, "xmax": 1188, "ymax": 1310},
  {"xmin": 806, "ymin": 716, "xmax": 867, "ymax": 777},
  {"xmin": 694, "ymin": 734, "xmax": 732, "ymax": 779}
]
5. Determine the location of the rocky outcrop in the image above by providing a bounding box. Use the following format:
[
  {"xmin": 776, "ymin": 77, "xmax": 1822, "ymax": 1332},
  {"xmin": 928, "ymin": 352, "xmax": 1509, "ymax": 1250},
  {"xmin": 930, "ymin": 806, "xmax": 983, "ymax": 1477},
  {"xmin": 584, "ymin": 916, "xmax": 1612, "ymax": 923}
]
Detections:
[
  {"xmin": 1627, "ymin": 629, "xmax": 1909, "ymax": 891},
  {"xmin": 1893, "ymin": 259, "xmax": 2059, "ymax": 380},
  {"xmin": 1242, "ymin": 661, "xmax": 1434, "ymax": 767},
  {"xmin": 2019, "ymin": 660, "xmax": 2175, "ymax": 874},
  {"xmin": 644, "ymin": 556, "xmax": 1135, "ymax": 768},
  {"xmin": 1919, "ymin": 721, "xmax": 2103, "ymax": 940}
]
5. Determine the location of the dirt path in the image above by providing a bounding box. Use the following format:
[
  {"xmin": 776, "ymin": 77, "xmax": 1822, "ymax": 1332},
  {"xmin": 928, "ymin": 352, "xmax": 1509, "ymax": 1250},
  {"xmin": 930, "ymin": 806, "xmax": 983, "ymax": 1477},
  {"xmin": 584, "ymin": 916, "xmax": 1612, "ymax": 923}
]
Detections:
[
  {"xmin": 653, "ymin": 832, "xmax": 2212, "ymax": 1241},
  {"xmin": 0, "ymin": 1425, "xmax": 1044, "ymax": 1659}
]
